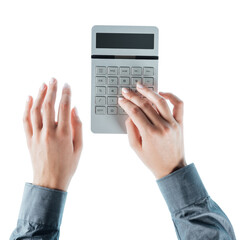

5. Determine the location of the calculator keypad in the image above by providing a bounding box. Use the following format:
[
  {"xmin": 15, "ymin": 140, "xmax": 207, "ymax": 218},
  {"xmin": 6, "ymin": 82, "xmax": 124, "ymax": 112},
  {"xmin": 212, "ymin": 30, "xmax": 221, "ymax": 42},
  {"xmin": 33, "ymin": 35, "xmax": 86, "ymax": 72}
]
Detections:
[{"xmin": 95, "ymin": 66, "xmax": 155, "ymax": 115}]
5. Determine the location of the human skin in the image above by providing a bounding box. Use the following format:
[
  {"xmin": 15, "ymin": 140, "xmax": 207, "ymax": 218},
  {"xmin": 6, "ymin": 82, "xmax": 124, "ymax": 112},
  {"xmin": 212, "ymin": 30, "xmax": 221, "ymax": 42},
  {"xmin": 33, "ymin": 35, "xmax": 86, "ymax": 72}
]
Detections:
[
  {"xmin": 23, "ymin": 78, "xmax": 83, "ymax": 191},
  {"xmin": 118, "ymin": 83, "xmax": 186, "ymax": 179}
]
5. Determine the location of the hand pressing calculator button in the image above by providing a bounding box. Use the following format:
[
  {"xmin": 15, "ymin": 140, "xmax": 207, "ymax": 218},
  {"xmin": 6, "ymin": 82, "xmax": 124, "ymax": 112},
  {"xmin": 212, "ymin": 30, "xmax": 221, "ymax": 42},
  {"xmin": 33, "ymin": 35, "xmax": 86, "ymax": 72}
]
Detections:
[{"xmin": 91, "ymin": 25, "xmax": 158, "ymax": 133}]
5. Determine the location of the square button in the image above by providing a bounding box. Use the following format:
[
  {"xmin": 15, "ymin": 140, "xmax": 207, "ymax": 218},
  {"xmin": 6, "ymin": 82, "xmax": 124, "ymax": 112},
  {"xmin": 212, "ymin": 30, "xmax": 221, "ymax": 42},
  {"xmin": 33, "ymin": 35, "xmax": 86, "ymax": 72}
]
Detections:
[
  {"xmin": 119, "ymin": 77, "xmax": 130, "ymax": 85},
  {"xmin": 143, "ymin": 67, "xmax": 154, "ymax": 76},
  {"xmin": 108, "ymin": 106, "xmax": 118, "ymax": 115},
  {"xmin": 96, "ymin": 76, "xmax": 106, "ymax": 85},
  {"xmin": 120, "ymin": 67, "xmax": 130, "ymax": 75},
  {"xmin": 96, "ymin": 86, "xmax": 106, "ymax": 95},
  {"xmin": 132, "ymin": 77, "xmax": 142, "ymax": 86},
  {"xmin": 143, "ymin": 78, "xmax": 154, "ymax": 86},
  {"xmin": 108, "ymin": 67, "xmax": 118, "ymax": 75},
  {"xmin": 96, "ymin": 66, "xmax": 106, "ymax": 75},
  {"xmin": 107, "ymin": 87, "xmax": 118, "ymax": 95},
  {"xmin": 108, "ymin": 97, "xmax": 118, "ymax": 105},
  {"xmin": 95, "ymin": 96, "xmax": 106, "ymax": 105},
  {"xmin": 95, "ymin": 106, "xmax": 106, "ymax": 115},
  {"xmin": 108, "ymin": 77, "xmax": 118, "ymax": 85},
  {"xmin": 132, "ymin": 67, "xmax": 142, "ymax": 75}
]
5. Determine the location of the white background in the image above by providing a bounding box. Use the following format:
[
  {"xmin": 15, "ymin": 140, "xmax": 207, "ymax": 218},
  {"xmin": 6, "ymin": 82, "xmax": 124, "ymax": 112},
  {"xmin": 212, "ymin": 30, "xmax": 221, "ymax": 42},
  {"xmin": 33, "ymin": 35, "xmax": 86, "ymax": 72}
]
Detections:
[{"xmin": 0, "ymin": 0, "xmax": 239, "ymax": 239}]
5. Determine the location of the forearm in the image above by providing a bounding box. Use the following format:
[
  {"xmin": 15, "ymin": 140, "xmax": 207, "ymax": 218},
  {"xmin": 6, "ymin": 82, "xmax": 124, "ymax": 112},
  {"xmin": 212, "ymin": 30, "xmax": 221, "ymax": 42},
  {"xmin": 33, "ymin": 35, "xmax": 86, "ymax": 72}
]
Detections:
[
  {"xmin": 10, "ymin": 183, "xmax": 67, "ymax": 240},
  {"xmin": 157, "ymin": 164, "xmax": 236, "ymax": 240}
]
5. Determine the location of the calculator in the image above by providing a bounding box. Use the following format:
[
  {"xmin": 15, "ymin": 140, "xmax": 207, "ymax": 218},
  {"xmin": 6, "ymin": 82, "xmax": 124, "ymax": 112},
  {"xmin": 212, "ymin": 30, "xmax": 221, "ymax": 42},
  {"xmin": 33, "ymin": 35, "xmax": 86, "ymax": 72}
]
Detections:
[{"xmin": 91, "ymin": 25, "xmax": 159, "ymax": 133}]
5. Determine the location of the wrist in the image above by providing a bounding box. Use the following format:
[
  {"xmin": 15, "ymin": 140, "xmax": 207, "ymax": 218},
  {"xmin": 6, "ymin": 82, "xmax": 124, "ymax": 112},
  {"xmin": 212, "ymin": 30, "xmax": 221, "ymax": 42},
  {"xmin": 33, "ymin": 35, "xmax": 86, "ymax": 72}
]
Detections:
[
  {"xmin": 33, "ymin": 176, "xmax": 69, "ymax": 192},
  {"xmin": 154, "ymin": 159, "xmax": 187, "ymax": 180}
]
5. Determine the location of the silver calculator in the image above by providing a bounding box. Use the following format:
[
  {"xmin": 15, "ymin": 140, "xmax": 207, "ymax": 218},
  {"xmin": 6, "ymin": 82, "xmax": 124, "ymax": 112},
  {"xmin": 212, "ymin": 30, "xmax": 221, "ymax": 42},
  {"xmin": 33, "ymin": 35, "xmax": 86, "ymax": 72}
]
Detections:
[{"xmin": 91, "ymin": 25, "xmax": 159, "ymax": 133}]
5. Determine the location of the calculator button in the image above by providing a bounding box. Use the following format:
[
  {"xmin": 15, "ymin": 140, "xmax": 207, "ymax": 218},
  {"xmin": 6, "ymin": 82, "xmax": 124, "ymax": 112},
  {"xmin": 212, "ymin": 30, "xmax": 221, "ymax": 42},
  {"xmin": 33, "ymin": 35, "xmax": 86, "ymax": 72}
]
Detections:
[
  {"xmin": 108, "ymin": 67, "xmax": 118, "ymax": 75},
  {"xmin": 143, "ymin": 78, "xmax": 154, "ymax": 86},
  {"xmin": 132, "ymin": 77, "xmax": 142, "ymax": 86},
  {"xmin": 119, "ymin": 87, "xmax": 130, "ymax": 94},
  {"xmin": 132, "ymin": 67, "xmax": 142, "ymax": 75},
  {"xmin": 107, "ymin": 87, "xmax": 118, "ymax": 95},
  {"xmin": 131, "ymin": 88, "xmax": 137, "ymax": 93},
  {"xmin": 118, "ymin": 107, "xmax": 127, "ymax": 115},
  {"xmin": 143, "ymin": 67, "xmax": 154, "ymax": 76},
  {"xmin": 119, "ymin": 77, "xmax": 130, "ymax": 85},
  {"xmin": 120, "ymin": 67, "xmax": 130, "ymax": 75},
  {"xmin": 96, "ymin": 77, "xmax": 106, "ymax": 85},
  {"xmin": 96, "ymin": 86, "xmax": 106, "ymax": 95},
  {"xmin": 96, "ymin": 66, "xmax": 106, "ymax": 75},
  {"xmin": 95, "ymin": 97, "xmax": 106, "ymax": 105},
  {"xmin": 108, "ymin": 106, "xmax": 118, "ymax": 115},
  {"xmin": 108, "ymin": 97, "xmax": 118, "ymax": 105},
  {"xmin": 108, "ymin": 77, "xmax": 118, "ymax": 85},
  {"xmin": 130, "ymin": 88, "xmax": 141, "ymax": 96},
  {"xmin": 95, "ymin": 106, "xmax": 106, "ymax": 115}
]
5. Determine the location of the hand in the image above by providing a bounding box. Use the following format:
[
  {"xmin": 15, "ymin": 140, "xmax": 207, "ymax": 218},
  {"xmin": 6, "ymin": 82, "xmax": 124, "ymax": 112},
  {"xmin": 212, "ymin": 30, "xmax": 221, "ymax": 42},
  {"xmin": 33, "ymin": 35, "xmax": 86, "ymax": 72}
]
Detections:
[
  {"xmin": 118, "ymin": 83, "xmax": 186, "ymax": 179},
  {"xmin": 23, "ymin": 78, "xmax": 83, "ymax": 191}
]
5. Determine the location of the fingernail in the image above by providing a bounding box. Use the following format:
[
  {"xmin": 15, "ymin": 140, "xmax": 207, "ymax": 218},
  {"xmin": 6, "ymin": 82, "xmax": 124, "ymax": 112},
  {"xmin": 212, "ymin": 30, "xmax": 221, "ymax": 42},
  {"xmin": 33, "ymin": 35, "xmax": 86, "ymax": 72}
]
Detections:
[
  {"xmin": 49, "ymin": 78, "xmax": 56, "ymax": 85},
  {"xmin": 74, "ymin": 106, "xmax": 79, "ymax": 117},
  {"xmin": 118, "ymin": 97, "xmax": 124, "ymax": 101},
  {"xmin": 63, "ymin": 83, "xmax": 70, "ymax": 89},
  {"xmin": 137, "ymin": 83, "xmax": 144, "ymax": 89},
  {"xmin": 40, "ymin": 83, "xmax": 46, "ymax": 91},
  {"xmin": 122, "ymin": 88, "xmax": 129, "ymax": 93}
]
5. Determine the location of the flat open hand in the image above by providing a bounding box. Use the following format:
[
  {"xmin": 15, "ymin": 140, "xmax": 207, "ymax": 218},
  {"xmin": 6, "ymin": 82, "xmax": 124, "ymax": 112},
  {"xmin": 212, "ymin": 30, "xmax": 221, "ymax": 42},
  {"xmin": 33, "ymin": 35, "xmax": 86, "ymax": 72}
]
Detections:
[{"xmin": 23, "ymin": 78, "xmax": 83, "ymax": 191}]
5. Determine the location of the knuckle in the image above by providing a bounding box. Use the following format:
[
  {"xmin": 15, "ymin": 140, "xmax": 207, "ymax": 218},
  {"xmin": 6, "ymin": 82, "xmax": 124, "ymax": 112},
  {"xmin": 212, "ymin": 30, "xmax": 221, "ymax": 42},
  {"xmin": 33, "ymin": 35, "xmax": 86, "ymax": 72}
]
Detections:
[
  {"xmin": 61, "ymin": 100, "xmax": 70, "ymax": 111},
  {"xmin": 42, "ymin": 129, "xmax": 53, "ymax": 142},
  {"xmin": 44, "ymin": 100, "xmax": 52, "ymax": 110},
  {"xmin": 58, "ymin": 125, "xmax": 70, "ymax": 135},
  {"xmin": 31, "ymin": 105, "xmax": 40, "ymax": 114},
  {"xmin": 162, "ymin": 125, "xmax": 171, "ymax": 135},
  {"xmin": 140, "ymin": 100, "xmax": 150, "ymax": 109},
  {"xmin": 147, "ymin": 126, "xmax": 158, "ymax": 135},
  {"xmin": 177, "ymin": 100, "xmax": 184, "ymax": 107},
  {"xmin": 171, "ymin": 121, "xmax": 179, "ymax": 130},
  {"xmin": 130, "ymin": 106, "xmax": 140, "ymax": 115},
  {"xmin": 157, "ymin": 97, "xmax": 166, "ymax": 105},
  {"xmin": 22, "ymin": 114, "xmax": 29, "ymax": 123}
]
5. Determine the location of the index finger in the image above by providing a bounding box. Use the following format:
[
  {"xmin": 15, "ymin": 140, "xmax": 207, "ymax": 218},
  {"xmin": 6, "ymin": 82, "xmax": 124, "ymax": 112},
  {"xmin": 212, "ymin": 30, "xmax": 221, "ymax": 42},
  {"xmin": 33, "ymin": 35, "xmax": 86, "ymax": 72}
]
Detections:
[{"xmin": 118, "ymin": 96, "xmax": 153, "ymax": 135}]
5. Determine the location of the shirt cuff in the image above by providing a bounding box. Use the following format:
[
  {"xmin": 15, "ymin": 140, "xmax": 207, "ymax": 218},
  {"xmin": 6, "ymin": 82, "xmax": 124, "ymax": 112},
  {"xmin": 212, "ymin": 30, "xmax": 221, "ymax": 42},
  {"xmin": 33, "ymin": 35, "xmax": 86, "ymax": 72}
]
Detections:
[
  {"xmin": 156, "ymin": 163, "xmax": 209, "ymax": 214},
  {"xmin": 18, "ymin": 183, "xmax": 67, "ymax": 228}
]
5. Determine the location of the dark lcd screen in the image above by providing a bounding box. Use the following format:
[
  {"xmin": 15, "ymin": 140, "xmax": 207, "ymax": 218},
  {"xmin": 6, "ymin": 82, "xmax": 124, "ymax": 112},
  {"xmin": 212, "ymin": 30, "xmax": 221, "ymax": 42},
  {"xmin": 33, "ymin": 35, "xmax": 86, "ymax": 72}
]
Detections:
[{"xmin": 96, "ymin": 33, "xmax": 154, "ymax": 49}]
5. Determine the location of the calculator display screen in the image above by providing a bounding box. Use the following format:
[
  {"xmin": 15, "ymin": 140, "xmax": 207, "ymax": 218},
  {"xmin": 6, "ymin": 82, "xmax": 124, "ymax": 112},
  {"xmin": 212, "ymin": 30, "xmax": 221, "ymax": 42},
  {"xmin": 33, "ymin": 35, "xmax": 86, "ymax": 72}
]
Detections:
[{"xmin": 96, "ymin": 33, "xmax": 154, "ymax": 49}]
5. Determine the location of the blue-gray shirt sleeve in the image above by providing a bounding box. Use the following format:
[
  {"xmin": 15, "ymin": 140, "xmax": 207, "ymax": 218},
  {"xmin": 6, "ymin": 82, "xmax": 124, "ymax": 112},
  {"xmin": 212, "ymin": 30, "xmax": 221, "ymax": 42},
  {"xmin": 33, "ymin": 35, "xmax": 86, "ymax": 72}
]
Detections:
[
  {"xmin": 10, "ymin": 183, "xmax": 67, "ymax": 240},
  {"xmin": 157, "ymin": 163, "xmax": 236, "ymax": 240}
]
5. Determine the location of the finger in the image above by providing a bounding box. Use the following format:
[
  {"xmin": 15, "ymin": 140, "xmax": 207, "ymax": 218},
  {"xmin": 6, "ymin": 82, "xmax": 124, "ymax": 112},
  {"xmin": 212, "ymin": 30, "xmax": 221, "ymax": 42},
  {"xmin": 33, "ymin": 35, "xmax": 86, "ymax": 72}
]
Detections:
[
  {"xmin": 159, "ymin": 92, "xmax": 184, "ymax": 124},
  {"xmin": 23, "ymin": 95, "xmax": 33, "ymax": 140},
  {"xmin": 136, "ymin": 83, "xmax": 175, "ymax": 124},
  {"xmin": 125, "ymin": 117, "xmax": 142, "ymax": 151},
  {"xmin": 118, "ymin": 96, "xmax": 152, "ymax": 135},
  {"xmin": 42, "ymin": 78, "xmax": 58, "ymax": 129},
  {"xmin": 122, "ymin": 88, "xmax": 166, "ymax": 127},
  {"xmin": 58, "ymin": 83, "xmax": 71, "ymax": 132},
  {"xmin": 71, "ymin": 107, "xmax": 83, "ymax": 152},
  {"xmin": 31, "ymin": 83, "xmax": 47, "ymax": 132}
]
